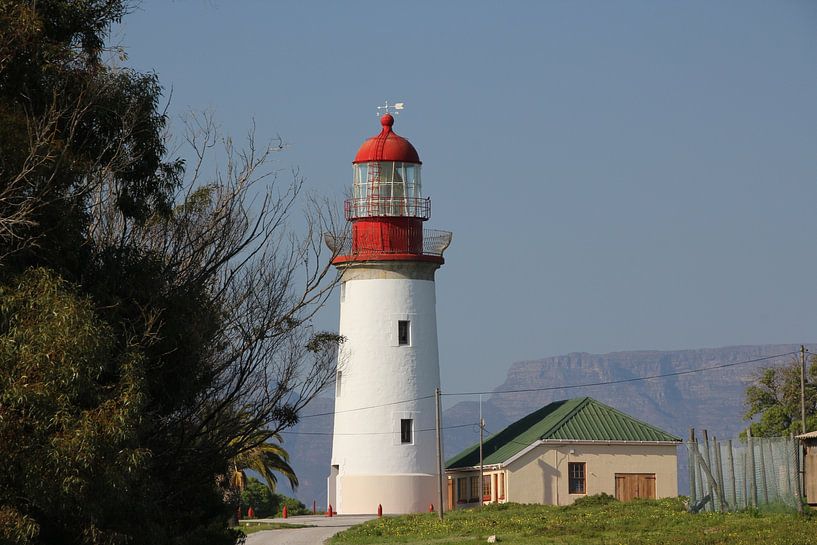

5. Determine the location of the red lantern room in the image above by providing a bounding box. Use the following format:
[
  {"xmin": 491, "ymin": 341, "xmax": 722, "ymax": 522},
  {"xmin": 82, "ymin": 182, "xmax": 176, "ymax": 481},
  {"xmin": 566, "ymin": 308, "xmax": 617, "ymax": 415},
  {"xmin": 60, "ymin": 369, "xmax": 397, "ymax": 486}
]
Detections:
[{"xmin": 330, "ymin": 113, "xmax": 451, "ymax": 264}]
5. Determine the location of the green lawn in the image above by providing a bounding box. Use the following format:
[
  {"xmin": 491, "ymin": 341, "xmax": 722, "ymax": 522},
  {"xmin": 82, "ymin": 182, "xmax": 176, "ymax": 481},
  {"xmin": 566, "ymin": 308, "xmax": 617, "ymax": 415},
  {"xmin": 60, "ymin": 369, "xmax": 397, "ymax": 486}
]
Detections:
[
  {"xmin": 237, "ymin": 521, "xmax": 310, "ymax": 535},
  {"xmin": 329, "ymin": 496, "xmax": 817, "ymax": 545}
]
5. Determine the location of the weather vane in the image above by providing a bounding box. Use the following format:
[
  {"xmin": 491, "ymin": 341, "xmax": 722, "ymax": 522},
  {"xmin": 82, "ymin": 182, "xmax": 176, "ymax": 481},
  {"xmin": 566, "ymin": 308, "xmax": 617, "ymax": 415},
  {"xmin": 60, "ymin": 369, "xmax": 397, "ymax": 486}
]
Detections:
[{"xmin": 376, "ymin": 100, "xmax": 405, "ymax": 116}]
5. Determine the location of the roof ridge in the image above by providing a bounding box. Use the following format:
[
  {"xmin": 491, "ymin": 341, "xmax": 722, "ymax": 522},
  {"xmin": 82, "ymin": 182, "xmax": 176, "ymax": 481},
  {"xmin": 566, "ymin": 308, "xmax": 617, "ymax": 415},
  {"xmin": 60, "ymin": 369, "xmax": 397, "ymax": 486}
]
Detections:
[
  {"xmin": 445, "ymin": 399, "xmax": 569, "ymax": 468},
  {"xmin": 581, "ymin": 398, "xmax": 682, "ymax": 441},
  {"xmin": 538, "ymin": 397, "xmax": 590, "ymax": 439}
]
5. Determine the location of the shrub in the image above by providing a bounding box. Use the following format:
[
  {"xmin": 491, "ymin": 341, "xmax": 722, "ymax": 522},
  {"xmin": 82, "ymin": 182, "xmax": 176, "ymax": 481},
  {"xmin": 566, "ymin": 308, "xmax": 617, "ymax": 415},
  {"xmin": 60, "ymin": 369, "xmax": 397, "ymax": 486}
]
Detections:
[
  {"xmin": 241, "ymin": 478, "xmax": 278, "ymax": 517},
  {"xmin": 568, "ymin": 493, "xmax": 618, "ymax": 508},
  {"xmin": 276, "ymin": 496, "xmax": 310, "ymax": 516}
]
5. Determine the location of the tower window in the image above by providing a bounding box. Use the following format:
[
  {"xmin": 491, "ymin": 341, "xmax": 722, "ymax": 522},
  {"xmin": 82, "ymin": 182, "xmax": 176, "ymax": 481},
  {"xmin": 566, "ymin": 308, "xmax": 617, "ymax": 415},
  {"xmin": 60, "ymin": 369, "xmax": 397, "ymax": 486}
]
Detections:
[
  {"xmin": 336, "ymin": 371, "xmax": 342, "ymax": 397},
  {"xmin": 398, "ymin": 320, "xmax": 410, "ymax": 345},
  {"xmin": 340, "ymin": 282, "xmax": 346, "ymax": 302},
  {"xmin": 400, "ymin": 418, "xmax": 413, "ymax": 443}
]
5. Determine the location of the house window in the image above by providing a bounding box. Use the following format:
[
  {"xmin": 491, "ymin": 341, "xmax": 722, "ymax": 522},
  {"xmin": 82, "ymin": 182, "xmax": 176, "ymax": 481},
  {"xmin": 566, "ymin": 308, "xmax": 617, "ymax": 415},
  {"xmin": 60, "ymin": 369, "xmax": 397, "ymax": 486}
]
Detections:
[
  {"xmin": 400, "ymin": 418, "xmax": 412, "ymax": 444},
  {"xmin": 398, "ymin": 320, "xmax": 410, "ymax": 345},
  {"xmin": 483, "ymin": 475, "xmax": 491, "ymax": 501},
  {"xmin": 457, "ymin": 478, "xmax": 467, "ymax": 503},
  {"xmin": 568, "ymin": 462, "xmax": 586, "ymax": 494},
  {"xmin": 498, "ymin": 472, "xmax": 505, "ymax": 500},
  {"xmin": 469, "ymin": 476, "xmax": 480, "ymax": 502},
  {"xmin": 336, "ymin": 371, "xmax": 342, "ymax": 397}
]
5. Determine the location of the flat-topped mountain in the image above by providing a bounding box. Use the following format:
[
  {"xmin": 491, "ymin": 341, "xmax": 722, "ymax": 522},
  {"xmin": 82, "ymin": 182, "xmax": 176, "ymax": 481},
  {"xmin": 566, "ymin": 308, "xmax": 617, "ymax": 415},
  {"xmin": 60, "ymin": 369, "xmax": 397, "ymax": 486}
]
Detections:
[{"xmin": 277, "ymin": 344, "xmax": 809, "ymax": 506}]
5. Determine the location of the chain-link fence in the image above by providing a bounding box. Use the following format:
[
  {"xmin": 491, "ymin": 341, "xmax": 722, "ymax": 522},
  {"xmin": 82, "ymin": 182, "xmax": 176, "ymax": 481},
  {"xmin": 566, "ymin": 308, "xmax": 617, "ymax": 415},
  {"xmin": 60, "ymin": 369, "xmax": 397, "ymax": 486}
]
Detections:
[{"xmin": 685, "ymin": 433, "xmax": 802, "ymax": 512}]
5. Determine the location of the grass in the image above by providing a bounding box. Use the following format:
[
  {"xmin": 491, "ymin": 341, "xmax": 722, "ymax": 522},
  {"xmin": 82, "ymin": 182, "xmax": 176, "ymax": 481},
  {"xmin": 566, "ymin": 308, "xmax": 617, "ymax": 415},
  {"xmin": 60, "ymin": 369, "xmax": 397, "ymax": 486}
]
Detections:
[
  {"xmin": 237, "ymin": 521, "xmax": 310, "ymax": 535},
  {"xmin": 329, "ymin": 497, "xmax": 817, "ymax": 545}
]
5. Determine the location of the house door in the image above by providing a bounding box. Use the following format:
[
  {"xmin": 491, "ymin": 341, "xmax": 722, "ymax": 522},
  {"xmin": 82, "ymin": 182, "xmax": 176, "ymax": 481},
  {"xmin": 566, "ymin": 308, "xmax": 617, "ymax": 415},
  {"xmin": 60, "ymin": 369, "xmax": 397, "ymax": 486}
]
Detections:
[
  {"xmin": 447, "ymin": 478, "xmax": 454, "ymax": 511},
  {"xmin": 615, "ymin": 473, "xmax": 656, "ymax": 501}
]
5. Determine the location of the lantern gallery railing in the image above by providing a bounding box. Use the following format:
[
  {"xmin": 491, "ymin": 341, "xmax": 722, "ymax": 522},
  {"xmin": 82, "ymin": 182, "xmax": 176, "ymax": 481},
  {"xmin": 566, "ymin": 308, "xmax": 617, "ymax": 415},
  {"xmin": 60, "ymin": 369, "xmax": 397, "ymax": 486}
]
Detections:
[
  {"xmin": 324, "ymin": 229, "xmax": 452, "ymax": 258},
  {"xmin": 344, "ymin": 197, "xmax": 431, "ymax": 220}
]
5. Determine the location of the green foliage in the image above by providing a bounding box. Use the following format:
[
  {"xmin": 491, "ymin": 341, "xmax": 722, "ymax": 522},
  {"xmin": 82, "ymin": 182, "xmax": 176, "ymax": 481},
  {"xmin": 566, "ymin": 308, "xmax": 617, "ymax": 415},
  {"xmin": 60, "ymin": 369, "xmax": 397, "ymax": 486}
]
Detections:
[
  {"xmin": 237, "ymin": 522, "xmax": 308, "ymax": 535},
  {"xmin": 0, "ymin": 2, "xmax": 341, "ymax": 544},
  {"xmin": 0, "ymin": 0, "xmax": 182, "ymax": 268},
  {"xmin": 240, "ymin": 478, "xmax": 278, "ymax": 518},
  {"xmin": 330, "ymin": 498, "xmax": 817, "ymax": 545},
  {"xmin": 566, "ymin": 492, "xmax": 617, "ymax": 508},
  {"xmin": 0, "ymin": 268, "xmax": 149, "ymax": 544},
  {"xmin": 276, "ymin": 496, "xmax": 309, "ymax": 517},
  {"xmin": 744, "ymin": 356, "xmax": 817, "ymax": 437},
  {"xmin": 239, "ymin": 478, "xmax": 309, "ymax": 519},
  {"xmin": 231, "ymin": 432, "xmax": 298, "ymax": 492}
]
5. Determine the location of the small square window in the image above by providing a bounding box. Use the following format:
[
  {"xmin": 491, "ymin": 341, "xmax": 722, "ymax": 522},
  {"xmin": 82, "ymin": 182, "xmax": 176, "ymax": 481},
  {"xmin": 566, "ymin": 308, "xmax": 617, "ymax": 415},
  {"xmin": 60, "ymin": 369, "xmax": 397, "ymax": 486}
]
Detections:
[
  {"xmin": 400, "ymin": 418, "xmax": 412, "ymax": 443},
  {"xmin": 398, "ymin": 320, "xmax": 410, "ymax": 345},
  {"xmin": 568, "ymin": 462, "xmax": 586, "ymax": 494}
]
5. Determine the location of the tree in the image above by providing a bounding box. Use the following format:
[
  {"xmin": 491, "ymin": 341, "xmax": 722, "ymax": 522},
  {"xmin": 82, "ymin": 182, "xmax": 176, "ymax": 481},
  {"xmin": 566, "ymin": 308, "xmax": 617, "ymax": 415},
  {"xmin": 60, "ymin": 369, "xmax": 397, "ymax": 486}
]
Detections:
[
  {"xmin": 238, "ymin": 478, "xmax": 308, "ymax": 519},
  {"xmin": 230, "ymin": 431, "xmax": 298, "ymax": 494},
  {"xmin": 0, "ymin": 2, "xmax": 344, "ymax": 544},
  {"xmin": 743, "ymin": 355, "xmax": 817, "ymax": 437},
  {"xmin": 239, "ymin": 478, "xmax": 277, "ymax": 518}
]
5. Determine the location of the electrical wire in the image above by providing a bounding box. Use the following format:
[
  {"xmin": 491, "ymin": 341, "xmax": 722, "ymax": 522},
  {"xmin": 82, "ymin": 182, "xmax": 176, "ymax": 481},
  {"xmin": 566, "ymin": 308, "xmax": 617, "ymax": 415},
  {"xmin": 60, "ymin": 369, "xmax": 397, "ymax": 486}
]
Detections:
[
  {"xmin": 296, "ymin": 351, "xmax": 796, "ymax": 420},
  {"xmin": 280, "ymin": 422, "xmax": 477, "ymax": 437},
  {"xmin": 299, "ymin": 393, "xmax": 436, "ymax": 419},
  {"xmin": 441, "ymin": 351, "xmax": 797, "ymax": 398}
]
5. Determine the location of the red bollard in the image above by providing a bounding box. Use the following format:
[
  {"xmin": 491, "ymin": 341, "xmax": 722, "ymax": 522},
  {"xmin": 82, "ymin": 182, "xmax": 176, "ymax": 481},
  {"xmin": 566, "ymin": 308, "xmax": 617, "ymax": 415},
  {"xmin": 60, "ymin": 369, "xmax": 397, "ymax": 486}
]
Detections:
[
  {"xmin": 377, "ymin": 504, "xmax": 383, "ymax": 517},
  {"xmin": 247, "ymin": 506, "xmax": 255, "ymax": 519},
  {"xmin": 313, "ymin": 500, "xmax": 317, "ymax": 514},
  {"xmin": 429, "ymin": 503, "xmax": 434, "ymax": 512},
  {"xmin": 327, "ymin": 504, "xmax": 334, "ymax": 517},
  {"xmin": 282, "ymin": 505, "xmax": 288, "ymax": 519}
]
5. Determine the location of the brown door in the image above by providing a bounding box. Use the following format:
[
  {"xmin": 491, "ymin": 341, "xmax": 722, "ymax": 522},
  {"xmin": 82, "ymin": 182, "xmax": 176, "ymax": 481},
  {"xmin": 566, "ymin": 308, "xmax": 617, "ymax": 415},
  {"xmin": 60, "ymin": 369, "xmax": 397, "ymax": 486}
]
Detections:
[
  {"xmin": 447, "ymin": 478, "xmax": 454, "ymax": 511},
  {"xmin": 615, "ymin": 473, "xmax": 656, "ymax": 501}
]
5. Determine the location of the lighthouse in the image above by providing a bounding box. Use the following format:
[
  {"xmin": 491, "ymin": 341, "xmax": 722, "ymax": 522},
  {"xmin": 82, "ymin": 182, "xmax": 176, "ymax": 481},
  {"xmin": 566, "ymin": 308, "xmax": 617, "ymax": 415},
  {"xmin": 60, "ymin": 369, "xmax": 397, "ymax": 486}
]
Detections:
[{"xmin": 325, "ymin": 110, "xmax": 452, "ymax": 514}]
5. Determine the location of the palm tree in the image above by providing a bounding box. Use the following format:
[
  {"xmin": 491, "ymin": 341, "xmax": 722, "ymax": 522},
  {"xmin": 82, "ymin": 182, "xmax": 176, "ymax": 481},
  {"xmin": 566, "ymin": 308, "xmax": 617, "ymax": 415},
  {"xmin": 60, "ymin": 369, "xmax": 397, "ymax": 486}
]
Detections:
[{"xmin": 229, "ymin": 432, "xmax": 298, "ymax": 493}]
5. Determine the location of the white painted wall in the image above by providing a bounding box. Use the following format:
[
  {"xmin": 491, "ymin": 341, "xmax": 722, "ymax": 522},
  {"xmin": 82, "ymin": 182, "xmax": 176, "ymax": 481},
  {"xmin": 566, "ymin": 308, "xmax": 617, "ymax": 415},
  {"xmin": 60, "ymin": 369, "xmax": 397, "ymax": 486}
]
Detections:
[{"xmin": 330, "ymin": 275, "xmax": 441, "ymax": 513}]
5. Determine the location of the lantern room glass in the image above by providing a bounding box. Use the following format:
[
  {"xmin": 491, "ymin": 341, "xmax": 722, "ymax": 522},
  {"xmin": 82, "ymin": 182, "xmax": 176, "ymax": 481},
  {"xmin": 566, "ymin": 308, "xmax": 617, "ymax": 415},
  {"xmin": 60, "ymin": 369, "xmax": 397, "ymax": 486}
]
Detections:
[{"xmin": 353, "ymin": 162, "xmax": 422, "ymax": 201}]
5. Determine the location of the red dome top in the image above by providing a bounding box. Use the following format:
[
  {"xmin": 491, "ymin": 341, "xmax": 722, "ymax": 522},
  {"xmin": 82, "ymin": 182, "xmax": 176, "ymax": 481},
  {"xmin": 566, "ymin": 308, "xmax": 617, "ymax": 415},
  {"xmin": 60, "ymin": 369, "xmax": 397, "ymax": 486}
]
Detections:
[{"xmin": 353, "ymin": 114, "xmax": 421, "ymax": 164}]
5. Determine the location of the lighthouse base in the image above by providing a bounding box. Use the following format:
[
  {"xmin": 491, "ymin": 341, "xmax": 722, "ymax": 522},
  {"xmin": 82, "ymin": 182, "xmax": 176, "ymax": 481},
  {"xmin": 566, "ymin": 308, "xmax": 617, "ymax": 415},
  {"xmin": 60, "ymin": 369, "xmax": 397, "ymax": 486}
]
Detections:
[{"xmin": 329, "ymin": 473, "xmax": 441, "ymax": 515}]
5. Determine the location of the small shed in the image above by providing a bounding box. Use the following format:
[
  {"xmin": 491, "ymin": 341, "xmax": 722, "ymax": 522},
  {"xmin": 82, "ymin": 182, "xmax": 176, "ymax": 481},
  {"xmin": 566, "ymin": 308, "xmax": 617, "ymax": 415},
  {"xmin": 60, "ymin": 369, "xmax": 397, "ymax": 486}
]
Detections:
[
  {"xmin": 796, "ymin": 430, "xmax": 817, "ymax": 506},
  {"xmin": 445, "ymin": 397, "xmax": 681, "ymax": 508}
]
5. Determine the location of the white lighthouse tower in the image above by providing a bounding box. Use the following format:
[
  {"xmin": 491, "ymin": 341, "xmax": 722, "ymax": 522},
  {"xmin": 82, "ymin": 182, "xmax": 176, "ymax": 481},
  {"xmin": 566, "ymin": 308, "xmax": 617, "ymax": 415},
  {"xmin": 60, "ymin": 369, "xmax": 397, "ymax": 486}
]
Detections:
[{"xmin": 325, "ymin": 110, "xmax": 452, "ymax": 514}]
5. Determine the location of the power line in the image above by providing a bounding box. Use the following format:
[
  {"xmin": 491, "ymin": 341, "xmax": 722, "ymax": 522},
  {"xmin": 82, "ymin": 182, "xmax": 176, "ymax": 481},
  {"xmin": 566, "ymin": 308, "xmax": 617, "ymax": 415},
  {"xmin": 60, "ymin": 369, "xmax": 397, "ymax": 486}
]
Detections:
[
  {"xmin": 296, "ymin": 351, "xmax": 796, "ymax": 420},
  {"xmin": 280, "ymin": 422, "xmax": 477, "ymax": 437},
  {"xmin": 442, "ymin": 351, "xmax": 797, "ymax": 398},
  {"xmin": 299, "ymin": 393, "xmax": 435, "ymax": 419}
]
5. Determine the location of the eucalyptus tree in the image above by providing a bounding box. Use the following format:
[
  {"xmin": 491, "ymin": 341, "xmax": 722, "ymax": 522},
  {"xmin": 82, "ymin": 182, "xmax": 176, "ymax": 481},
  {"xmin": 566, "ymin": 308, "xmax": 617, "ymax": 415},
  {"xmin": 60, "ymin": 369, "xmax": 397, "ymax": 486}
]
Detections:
[{"xmin": 0, "ymin": 2, "xmax": 343, "ymax": 544}]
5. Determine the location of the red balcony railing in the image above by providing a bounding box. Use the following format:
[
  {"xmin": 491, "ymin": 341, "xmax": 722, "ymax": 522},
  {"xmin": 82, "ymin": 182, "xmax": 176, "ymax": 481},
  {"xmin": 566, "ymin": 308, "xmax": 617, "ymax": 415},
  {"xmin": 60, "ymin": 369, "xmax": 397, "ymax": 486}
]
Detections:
[
  {"xmin": 344, "ymin": 197, "xmax": 431, "ymax": 221},
  {"xmin": 324, "ymin": 229, "xmax": 452, "ymax": 258}
]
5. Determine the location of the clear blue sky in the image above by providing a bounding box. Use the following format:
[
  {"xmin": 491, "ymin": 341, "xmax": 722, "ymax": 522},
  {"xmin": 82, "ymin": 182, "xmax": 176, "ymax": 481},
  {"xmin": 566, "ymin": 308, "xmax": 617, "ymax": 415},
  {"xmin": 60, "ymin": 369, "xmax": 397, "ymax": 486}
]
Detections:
[{"xmin": 119, "ymin": 1, "xmax": 817, "ymax": 394}]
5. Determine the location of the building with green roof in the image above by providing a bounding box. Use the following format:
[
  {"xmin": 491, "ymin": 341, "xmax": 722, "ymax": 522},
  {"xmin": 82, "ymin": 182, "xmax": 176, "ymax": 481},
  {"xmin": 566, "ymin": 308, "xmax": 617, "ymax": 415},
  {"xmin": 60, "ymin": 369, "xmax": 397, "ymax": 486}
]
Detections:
[{"xmin": 445, "ymin": 397, "xmax": 681, "ymax": 508}]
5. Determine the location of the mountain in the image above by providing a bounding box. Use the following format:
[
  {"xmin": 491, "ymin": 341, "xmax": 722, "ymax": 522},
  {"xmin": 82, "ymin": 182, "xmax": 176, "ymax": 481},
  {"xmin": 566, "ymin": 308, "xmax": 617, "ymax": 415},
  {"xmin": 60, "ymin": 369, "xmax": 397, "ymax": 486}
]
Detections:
[{"xmin": 276, "ymin": 344, "xmax": 810, "ymax": 507}]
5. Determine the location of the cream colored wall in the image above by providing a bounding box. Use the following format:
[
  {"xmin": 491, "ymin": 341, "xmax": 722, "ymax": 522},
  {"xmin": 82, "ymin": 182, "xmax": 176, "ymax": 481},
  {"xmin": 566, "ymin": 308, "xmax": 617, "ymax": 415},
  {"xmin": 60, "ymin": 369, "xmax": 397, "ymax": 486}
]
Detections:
[
  {"xmin": 337, "ymin": 473, "xmax": 441, "ymax": 514},
  {"xmin": 507, "ymin": 443, "xmax": 678, "ymax": 506}
]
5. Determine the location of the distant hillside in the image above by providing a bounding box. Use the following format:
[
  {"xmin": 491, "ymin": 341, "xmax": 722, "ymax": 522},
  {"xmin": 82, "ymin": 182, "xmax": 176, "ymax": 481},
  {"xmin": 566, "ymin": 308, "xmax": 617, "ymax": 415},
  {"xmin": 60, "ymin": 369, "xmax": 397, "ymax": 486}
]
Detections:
[{"xmin": 277, "ymin": 344, "xmax": 810, "ymax": 507}]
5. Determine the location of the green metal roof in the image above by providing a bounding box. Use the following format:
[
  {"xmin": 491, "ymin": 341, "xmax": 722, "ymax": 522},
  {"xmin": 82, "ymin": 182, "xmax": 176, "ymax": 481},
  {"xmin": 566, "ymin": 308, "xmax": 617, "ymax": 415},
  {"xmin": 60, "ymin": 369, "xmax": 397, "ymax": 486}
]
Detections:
[{"xmin": 446, "ymin": 397, "xmax": 681, "ymax": 469}]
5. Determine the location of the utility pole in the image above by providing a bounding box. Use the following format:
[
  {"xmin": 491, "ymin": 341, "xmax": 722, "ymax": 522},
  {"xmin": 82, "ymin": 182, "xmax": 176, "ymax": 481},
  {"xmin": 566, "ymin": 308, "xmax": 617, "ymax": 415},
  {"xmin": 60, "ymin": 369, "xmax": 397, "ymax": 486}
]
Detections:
[
  {"xmin": 479, "ymin": 395, "xmax": 485, "ymax": 509},
  {"xmin": 435, "ymin": 387, "xmax": 444, "ymax": 520},
  {"xmin": 801, "ymin": 345, "xmax": 807, "ymax": 435}
]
